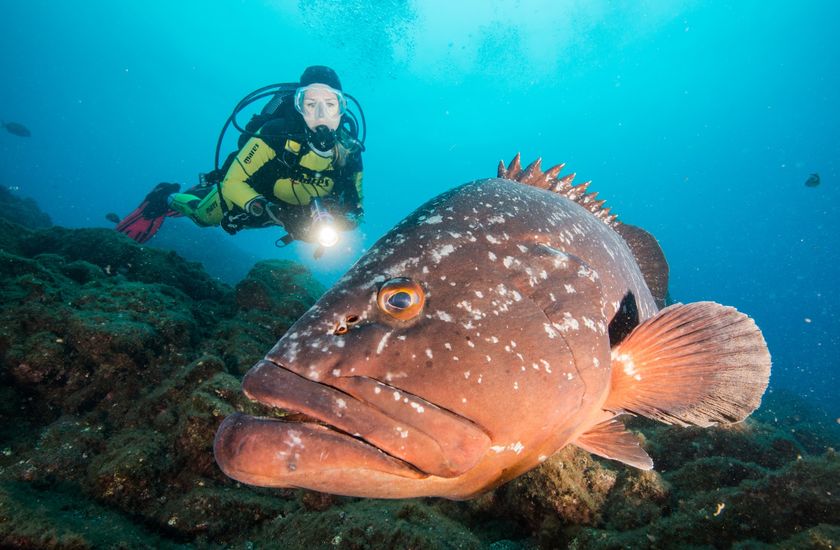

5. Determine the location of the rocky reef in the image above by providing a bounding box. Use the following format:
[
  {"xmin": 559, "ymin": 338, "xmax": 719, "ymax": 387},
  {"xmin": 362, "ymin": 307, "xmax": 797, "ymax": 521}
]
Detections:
[{"xmin": 0, "ymin": 192, "xmax": 838, "ymax": 549}]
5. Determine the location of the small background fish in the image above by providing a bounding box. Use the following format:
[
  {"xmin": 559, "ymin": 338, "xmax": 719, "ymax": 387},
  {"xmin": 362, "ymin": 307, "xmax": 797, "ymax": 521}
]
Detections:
[
  {"xmin": 804, "ymin": 173, "xmax": 820, "ymax": 187},
  {"xmin": 2, "ymin": 121, "xmax": 31, "ymax": 137}
]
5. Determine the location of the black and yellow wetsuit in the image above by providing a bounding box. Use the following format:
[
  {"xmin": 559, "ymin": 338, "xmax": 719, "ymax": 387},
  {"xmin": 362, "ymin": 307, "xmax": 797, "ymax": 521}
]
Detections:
[{"xmin": 169, "ymin": 118, "xmax": 363, "ymax": 240}]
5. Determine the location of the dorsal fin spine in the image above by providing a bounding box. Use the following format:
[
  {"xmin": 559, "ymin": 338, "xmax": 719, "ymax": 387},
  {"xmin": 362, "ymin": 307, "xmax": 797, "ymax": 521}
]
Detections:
[{"xmin": 497, "ymin": 154, "xmax": 619, "ymax": 227}]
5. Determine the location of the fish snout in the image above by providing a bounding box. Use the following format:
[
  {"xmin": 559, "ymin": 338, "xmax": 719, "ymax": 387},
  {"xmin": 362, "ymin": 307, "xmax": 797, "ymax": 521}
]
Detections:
[{"xmin": 233, "ymin": 360, "xmax": 491, "ymax": 479}]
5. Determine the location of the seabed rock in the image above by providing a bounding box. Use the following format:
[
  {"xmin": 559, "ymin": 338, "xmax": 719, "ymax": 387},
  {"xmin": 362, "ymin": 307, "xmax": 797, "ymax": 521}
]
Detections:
[{"xmin": 0, "ymin": 196, "xmax": 837, "ymax": 548}]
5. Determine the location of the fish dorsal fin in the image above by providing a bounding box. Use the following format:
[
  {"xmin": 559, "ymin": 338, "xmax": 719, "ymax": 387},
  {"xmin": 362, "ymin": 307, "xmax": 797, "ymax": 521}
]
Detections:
[
  {"xmin": 498, "ymin": 153, "xmax": 618, "ymax": 227},
  {"xmin": 613, "ymin": 223, "xmax": 670, "ymax": 309},
  {"xmin": 574, "ymin": 418, "xmax": 653, "ymax": 470}
]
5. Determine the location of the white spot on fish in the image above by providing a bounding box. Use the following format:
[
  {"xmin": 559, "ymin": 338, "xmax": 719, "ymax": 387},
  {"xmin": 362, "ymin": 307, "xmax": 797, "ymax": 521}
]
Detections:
[
  {"xmin": 435, "ymin": 311, "xmax": 454, "ymax": 322},
  {"xmin": 374, "ymin": 386, "xmax": 382, "ymax": 394},
  {"xmin": 376, "ymin": 332, "xmax": 392, "ymax": 355},
  {"xmin": 464, "ymin": 370, "xmax": 471, "ymax": 380},
  {"xmin": 564, "ymin": 284, "xmax": 576, "ymax": 294},
  {"xmin": 424, "ymin": 214, "xmax": 443, "ymax": 224},
  {"xmin": 426, "ymin": 348, "xmax": 434, "ymax": 359},
  {"xmin": 577, "ymin": 265, "xmax": 599, "ymax": 281},
  {"xmin": 431, "ymin": 244, "xmax": 455, "ymax": 263},
  {"xmin": 488, "ymin": 251, "xmax": 497, "ymax": 261},
  {"xmin": 410, "ymin": 402, "xmax": 425, "ymax": 413},
  {"xmin": 336, "ymin": 398, "xmax": 347, "ymax": 409},
  {"xmin": 490, "ymin": 441, "xmax": 525, "ymax": 454},
  {"xmin": 503, "ymin": 256, "xmax": 514, "ymax": 268},
  {"xmin": 554, "ymin": 313, "xmax": 580, "ymax": 332},
  {"xmin": 486, "ymin": 235, "xmax": 501, "ymax": 244},
  {"xmin": 612, "ymin": 350, "xmax": 642, "ymax": 380}
]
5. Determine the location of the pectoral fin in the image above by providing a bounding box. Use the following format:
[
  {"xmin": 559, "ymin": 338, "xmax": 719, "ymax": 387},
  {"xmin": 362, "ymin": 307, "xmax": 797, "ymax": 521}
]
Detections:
[
  {"xmin": 574, "ymin": 418, "xmax": 653, "ymax": 470},
  {"xmin": 605, "ymin": 301, "xmax": 771, "ymax": 427}
]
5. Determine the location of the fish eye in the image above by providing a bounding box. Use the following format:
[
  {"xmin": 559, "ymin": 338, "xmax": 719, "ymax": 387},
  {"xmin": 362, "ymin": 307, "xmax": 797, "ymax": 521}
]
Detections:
[{"xmin": 377, "ymin": 278, "xmax": 425, "ymax": 321}]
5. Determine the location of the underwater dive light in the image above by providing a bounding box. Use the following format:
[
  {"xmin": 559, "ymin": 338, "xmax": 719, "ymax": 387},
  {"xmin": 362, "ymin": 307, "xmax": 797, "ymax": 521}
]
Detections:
[{"xmin": 310, "ymin": 198, "xmax": 339, "ymax": 248}]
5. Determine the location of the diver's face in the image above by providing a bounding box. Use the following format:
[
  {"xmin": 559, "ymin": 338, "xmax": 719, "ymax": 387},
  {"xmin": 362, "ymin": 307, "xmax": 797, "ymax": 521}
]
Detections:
[{"xmin": 301, "ymin": 85, "xmax": 341, "ymax": 131}]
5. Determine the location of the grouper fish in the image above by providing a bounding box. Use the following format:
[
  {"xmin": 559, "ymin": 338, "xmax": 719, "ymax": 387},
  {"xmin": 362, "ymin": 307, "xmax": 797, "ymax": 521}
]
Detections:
[{"xmin": 214, "ymin": 155, "xmax": 771, "ymax": 499}]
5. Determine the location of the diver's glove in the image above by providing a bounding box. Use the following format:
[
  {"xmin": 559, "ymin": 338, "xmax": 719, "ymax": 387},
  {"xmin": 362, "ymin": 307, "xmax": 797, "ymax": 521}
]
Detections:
[{"xmin": 244, "ymin": 196, "xmax": 284, "ymax": 227}]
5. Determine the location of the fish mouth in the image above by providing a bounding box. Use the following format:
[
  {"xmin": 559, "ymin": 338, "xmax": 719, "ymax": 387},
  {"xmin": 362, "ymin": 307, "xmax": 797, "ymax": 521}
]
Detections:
[{"xmin": 214, "ymin": 360, "xmax": 491, "ymax": 489}]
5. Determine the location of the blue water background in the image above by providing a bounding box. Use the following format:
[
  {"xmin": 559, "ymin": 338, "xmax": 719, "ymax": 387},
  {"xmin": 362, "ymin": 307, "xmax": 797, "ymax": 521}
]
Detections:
[{"xmin": 2, "ymin": 1, "xmax": 837, "ymax": 413}]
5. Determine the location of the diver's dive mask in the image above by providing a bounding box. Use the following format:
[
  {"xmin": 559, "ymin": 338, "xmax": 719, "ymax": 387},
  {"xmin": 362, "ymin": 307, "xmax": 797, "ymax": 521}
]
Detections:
[{"xmin": 294, "ymin": 84, "xmax": 346, "ymax": 129}]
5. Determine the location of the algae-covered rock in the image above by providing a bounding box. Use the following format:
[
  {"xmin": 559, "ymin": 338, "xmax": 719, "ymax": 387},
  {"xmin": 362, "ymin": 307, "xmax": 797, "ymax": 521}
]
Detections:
[
  {"xmin": 0, "ymin": 186, "xmax": 52, "ymax": 230},
  {"xmin": 235, "ymin": 258, "xmax": 325, "ymax": 313},
  {"xmin": 1, "ymin": 199, "xmax": 839, "ymax": 549},
  {"xmin": 253, "ymin": 499, "xmax": 484, "ymax": 550},
  {"xmin": 0, "ymin": 480, "xmax": 185, "ymax": 550},
  {"xmin": 212, "ymin": 259, "xmax": 325, "ymax": 375},
  {"xmin": 601, "ymin": 468, "xmax": 670, "ymax": 531},
  {"xmin": 19, "ymin": 226, "xmax": 228, "ymax": 302}
]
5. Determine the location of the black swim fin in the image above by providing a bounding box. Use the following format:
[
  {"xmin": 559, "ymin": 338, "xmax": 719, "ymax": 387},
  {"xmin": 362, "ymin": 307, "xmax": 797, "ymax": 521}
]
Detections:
[{"xmin": 115, "ymin": 182, "xmax": 181, "ymax": 244}]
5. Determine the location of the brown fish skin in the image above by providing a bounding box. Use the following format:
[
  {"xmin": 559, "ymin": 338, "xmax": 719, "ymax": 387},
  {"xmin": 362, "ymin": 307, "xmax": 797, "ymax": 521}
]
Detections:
[{"xmin": 214, "ymin": 160, "xmax": 770, "ymax": 499}]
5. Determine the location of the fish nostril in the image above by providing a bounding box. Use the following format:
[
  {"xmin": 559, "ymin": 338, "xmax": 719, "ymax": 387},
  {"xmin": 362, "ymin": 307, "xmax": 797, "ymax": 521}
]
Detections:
[{"xmin": 334, "ymin": 315, "xmax": 360, "ymax": 335}]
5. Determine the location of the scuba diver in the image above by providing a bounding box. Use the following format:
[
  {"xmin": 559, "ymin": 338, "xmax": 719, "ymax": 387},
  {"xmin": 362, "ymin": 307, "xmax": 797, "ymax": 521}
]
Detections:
[{"xmin": 115, "ymin": 65, "xmax": 365, "ymax": 253}]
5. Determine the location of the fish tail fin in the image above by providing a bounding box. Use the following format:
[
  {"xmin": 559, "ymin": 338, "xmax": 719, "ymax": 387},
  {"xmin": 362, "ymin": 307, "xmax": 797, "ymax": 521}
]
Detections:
[{"xmin": 605, "ymin": 302, "xmax": 771, "ymax": 427}]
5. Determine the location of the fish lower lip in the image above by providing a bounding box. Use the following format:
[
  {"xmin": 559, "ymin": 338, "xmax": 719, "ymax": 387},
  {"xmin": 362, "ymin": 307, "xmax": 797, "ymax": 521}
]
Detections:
[
  {"xmin": 235, "ymin": 360, "xmax": 490, "ymax": 478},
  {"xmin": 213, "ymin": 412, "xmax": 424, "ymax": 489}
]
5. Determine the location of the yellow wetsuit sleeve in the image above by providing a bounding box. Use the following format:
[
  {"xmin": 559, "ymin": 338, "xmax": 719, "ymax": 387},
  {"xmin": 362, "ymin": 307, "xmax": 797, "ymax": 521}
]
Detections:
[
  {"xmin": 221, "ymin": 136, "xmax": 277, "ymax": 209},
  {"xmin": 353, "ymin": 170, "xmax": 364, "ymax": 208}
]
